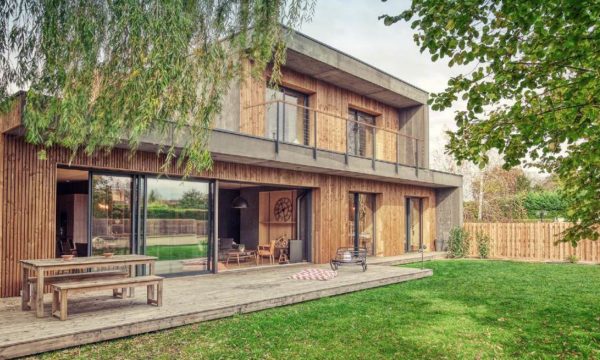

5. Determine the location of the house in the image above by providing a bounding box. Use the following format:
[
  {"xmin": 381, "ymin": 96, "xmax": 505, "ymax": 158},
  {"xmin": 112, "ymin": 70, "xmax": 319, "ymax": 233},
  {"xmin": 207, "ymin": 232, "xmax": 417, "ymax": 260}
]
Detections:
[{"xmin": 0, "ymin": 31, "xmax": 462, "ymax": 298}]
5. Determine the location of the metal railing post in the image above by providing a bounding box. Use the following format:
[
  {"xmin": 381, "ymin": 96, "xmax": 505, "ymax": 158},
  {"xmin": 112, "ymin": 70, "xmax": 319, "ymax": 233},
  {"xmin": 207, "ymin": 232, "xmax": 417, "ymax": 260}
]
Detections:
[
  {"xmin": 345, "ymin": 126, "xmax": 349, "ymax": 165},
  {"xmin": 282, "ymin": 100, "xmax": 286, "ymax": 144},
  {"xmin": 275, "ymin": 102, "xmax": 280, "ymax": 154},
  {"xmin": 395, "ymin": 133, "xmax": 400, "ymax": 174},
  {"xmin": 372, "ymin": 127, "xmax": 376, "ymax": 170},
  {"xmin": 415, "ymin": 139, "xmax": 419, "ymax": 177},
  {"xmin": 313, "ymin": 110, "xmax": 318, "ymax": 159}
]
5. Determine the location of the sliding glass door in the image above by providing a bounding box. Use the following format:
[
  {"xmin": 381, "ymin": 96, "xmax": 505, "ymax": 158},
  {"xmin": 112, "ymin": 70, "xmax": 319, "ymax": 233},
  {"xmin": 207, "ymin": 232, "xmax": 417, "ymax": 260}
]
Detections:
[
  {"xmin": 88, "ymin": 171, "xmax": 214, "ymax": 274},
  {"xmin": 145, "ymin": 178, "xmax": 211, "ymax": 274},
  {"xmin": 90, "ymin": 174, "xmax": 134, "ymax": 256}
]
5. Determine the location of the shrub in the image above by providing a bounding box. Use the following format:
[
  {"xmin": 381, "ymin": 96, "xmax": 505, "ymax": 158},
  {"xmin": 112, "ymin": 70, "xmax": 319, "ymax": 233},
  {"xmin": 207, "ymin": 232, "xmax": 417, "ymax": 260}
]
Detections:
[
  {"xmin": 448, "ymin": 226, "xmax": 470, "ymax": 258},
  {"xmin": 567, "ymin": 254, "xmax": 579, "ymax": 264},
  {"xmin": 476, "ymin": 232, "xmax": 491, "ymax": 259}
]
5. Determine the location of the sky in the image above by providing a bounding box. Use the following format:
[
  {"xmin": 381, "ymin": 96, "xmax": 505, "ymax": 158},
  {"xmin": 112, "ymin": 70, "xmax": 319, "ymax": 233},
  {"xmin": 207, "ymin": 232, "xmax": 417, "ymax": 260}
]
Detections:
[{"xmin": 298, "ymin": 0, "xmax": 466, "ymax": 168}]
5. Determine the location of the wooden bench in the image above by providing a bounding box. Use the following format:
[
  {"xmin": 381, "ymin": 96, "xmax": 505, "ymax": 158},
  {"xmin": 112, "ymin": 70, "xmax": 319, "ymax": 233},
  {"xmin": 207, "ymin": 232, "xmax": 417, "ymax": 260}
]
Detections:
[
  {"xmin": 25, "ymin": 270, "xmax": 130, "ymax": 308},
  {"xmin": 51, "ymin": 275, "xmax": 164, "ymax": 320}
]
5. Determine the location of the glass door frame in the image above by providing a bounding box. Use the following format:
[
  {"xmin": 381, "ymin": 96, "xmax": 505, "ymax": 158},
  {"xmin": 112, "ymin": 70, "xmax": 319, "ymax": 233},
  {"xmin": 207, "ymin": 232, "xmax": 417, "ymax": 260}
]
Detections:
[
  {"xmin": 86, "ymin": 170, "xmax": 216, "ymax": 274},
  {"xmin": 405, "ymin": 197, "xmax": 424, "ymax": 253},
  {"xmin": 87, "ymin": 171, "xmax": 142, "ymax": 257},
  {"xmin": 349, "ymin": 192, "xmax": 376, "ymax": 255},
  {"xmin": 141, "ymin": 175, "xmax": 214, "ymax": 275}
]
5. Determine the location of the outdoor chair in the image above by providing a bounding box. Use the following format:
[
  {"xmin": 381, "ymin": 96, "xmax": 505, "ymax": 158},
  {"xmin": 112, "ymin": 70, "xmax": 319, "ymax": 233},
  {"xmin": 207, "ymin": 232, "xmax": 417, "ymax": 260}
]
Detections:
[{"xmin": 257, "ymin": 239, "xmax": 277, "ymax": 264}]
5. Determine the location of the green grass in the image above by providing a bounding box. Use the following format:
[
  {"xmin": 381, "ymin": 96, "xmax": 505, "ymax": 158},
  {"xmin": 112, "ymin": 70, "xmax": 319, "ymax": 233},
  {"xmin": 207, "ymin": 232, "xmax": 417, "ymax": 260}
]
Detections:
[
  {"xmin": 34, "ymin": 260, "xmax": 600, "ymax": 359},
  {"xmin": 145, "ymin": 244, "xmax": 208, "ymax": 261}
]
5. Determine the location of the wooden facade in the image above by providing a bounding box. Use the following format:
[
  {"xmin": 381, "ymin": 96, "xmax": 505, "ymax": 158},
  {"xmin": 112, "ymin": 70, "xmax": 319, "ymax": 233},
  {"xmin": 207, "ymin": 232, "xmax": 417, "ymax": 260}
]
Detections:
[
  {"xmin": 237, "ymin": 64, "xmax": 427, "ymax": 167},
  {"xmin": 0, "ymin": 135, "xmax": 435, "ymax": 297}
]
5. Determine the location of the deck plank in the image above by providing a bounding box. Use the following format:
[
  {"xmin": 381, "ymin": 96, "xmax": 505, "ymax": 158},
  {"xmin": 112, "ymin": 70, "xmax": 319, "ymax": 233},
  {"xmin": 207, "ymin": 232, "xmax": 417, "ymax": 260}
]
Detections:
[{"xmin": 0, "ymin": 263, "xmax": 431, "ymax": 359}]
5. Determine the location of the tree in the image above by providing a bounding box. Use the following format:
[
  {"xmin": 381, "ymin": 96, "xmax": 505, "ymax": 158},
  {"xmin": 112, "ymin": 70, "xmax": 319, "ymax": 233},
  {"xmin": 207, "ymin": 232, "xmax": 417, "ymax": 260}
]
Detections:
[
  {"xmin": 380, "ymin": 0, "xmax": 600, "ymax": 244},
  {"xmin": 467, "ymin": 166, "xmax": 529, "ymax": 222},
  {"xmin": 1, "ymin": 1, "xmax": 314, "ymax": 174},
  {"xmin": 179, "ymin": 189, "xmax": 207, "ymax": 209}
]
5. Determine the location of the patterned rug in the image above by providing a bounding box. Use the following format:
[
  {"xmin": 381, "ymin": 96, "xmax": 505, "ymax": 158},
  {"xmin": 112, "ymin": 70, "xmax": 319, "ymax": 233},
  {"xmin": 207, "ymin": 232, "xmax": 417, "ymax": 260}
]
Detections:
[{"xmin": 290, "ymin": 268, "xmax": 338, "ymax": 281}]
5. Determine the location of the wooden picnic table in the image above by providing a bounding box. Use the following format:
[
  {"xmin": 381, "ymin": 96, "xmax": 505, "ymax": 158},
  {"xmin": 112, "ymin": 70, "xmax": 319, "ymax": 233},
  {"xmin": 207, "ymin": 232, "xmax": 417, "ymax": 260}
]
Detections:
[{"xmin": 20, "ymin": 255, "xmax": 157, "ymax": 318}]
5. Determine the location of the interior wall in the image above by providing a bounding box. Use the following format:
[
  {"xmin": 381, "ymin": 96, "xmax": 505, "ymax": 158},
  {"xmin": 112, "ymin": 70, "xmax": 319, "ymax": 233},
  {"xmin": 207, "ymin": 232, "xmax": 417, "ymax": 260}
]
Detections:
[
  {"xmin": 217, "ymin": 189, "xmax": 241, "ymax": 244},
  {"xmin": 239, "ymin": 188, "xmax": 260, "ymax": 250}
]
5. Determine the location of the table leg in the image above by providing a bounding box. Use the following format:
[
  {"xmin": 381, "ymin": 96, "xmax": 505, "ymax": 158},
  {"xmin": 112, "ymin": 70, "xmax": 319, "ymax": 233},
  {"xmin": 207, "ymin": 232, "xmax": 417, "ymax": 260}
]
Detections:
[
  {"xmin": 35, "ymin": 269, "xmax": 45, "ymax": 318},
  {"xmin": 148, "ymin": 262, "xmax": 155, "ymax": 275},
  {"xmin": 21, "ymin": 267, "xmax": 30, "ymax": 311},
  {"xmin": 128, "ymin": 265, "xmax": 135, "ymax": 298},
  {"xmin": 237, "ymin": 254, "xmax": 240, "ymax": 267}
]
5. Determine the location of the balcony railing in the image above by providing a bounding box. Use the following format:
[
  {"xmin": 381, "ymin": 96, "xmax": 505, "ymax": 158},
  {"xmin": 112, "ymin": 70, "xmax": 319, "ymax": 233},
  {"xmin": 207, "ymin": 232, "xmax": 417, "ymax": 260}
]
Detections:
[{"xmin": 242, "ymin": 100, "xmax": 424, "ymax": 174}]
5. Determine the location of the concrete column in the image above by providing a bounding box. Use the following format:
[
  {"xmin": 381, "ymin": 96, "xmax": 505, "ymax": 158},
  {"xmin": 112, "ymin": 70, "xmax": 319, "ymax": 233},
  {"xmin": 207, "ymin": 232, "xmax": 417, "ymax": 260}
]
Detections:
[{"xmin": 435, "ymin": 186, "xmax": 463, "ymax": 245}]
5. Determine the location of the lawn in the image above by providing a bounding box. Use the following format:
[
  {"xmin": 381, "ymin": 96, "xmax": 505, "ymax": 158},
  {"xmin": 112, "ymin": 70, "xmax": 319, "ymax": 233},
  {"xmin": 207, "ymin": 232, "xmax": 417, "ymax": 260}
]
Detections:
[
  {"xmin": 34, "ymin": 260, "xmax": 600, "ymax": 359},
  {"xmin": 145, "ymin": 243, "xmax": 208, "ymax": 261}
]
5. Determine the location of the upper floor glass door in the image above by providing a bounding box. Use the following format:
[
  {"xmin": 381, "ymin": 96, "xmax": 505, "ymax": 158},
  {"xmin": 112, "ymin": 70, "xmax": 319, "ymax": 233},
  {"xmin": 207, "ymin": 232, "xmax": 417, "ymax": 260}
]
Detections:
[
  {"xmin": 265, "ymin": 86, "xmax": 309, "ymax": 145},
  {"xmin": 347, "ymin": 109, "xmax": 375, "ymax": 158}
]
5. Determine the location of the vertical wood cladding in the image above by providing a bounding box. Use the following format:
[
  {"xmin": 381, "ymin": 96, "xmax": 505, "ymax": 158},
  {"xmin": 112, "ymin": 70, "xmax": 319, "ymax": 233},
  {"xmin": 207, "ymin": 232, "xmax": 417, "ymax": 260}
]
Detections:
[
  {"xmin": 239, "ymin": 64, "xmax": 427, "ymax": 167},
  {"xmin": 0, "ymin": 136, "xmax": 435, "ymax": 297}
]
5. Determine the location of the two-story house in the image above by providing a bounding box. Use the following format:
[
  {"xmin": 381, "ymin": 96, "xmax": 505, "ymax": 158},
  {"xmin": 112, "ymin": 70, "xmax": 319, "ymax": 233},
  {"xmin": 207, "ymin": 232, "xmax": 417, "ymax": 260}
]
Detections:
[{"xmin": 0, "ymin": 31, "xmax": 462, "ymax": 298}]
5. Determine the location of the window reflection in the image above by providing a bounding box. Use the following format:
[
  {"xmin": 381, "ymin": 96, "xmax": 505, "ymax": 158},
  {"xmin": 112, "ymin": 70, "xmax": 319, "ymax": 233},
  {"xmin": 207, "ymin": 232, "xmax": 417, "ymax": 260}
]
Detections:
[
  {"xmin": 91, "ymin": 175, "xmax": 133, "ymax": 256},
  {"xmin": 145, "ymin": 178, "xmax": 210, "ymax": 274}
]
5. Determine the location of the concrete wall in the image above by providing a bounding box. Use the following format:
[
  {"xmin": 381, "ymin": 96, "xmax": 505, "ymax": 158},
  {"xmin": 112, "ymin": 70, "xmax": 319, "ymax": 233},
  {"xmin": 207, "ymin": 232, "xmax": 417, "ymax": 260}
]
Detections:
[
  {"xmin": 435, "ymin": 186, "xmax": 463, "ymax": 245},
  {"xmin": 213, "ymin": 80, "xmax": 240, "ymax": 131}
]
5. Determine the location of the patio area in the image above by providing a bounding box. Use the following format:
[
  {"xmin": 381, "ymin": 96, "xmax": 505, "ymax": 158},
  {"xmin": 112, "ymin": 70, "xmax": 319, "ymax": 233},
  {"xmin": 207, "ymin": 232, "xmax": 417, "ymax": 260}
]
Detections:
[{"xmin": 0, "ymin": 261, "xmax": 432, "ymax": 358}]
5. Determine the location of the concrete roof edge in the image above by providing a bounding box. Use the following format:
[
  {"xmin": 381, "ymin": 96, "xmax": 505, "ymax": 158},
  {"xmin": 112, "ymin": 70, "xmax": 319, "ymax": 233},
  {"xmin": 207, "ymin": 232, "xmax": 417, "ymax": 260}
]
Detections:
[{"xmin": 285, "ymin": 28, "xmax": 430, "ymax": 100}]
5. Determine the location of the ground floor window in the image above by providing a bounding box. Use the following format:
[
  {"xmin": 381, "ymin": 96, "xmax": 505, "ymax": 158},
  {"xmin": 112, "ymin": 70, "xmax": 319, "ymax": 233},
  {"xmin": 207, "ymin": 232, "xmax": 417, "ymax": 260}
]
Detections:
[
  {"xmin": 56, "ymin": 168, "xmax": 213, "ymax": 275},
  {"xmin": 55, "ymin": 168, "xmax": 311, "ymax": 275}
]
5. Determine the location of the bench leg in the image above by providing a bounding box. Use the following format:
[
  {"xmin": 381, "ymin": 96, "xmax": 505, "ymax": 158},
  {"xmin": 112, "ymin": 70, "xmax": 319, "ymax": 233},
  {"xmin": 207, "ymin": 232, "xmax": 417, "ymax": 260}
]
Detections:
[
  {"xmin": 59, "ymin": 289, "xmax": 68, "ymax": 321},
  {"xmin": 128, "ymin": 265, "xmax": 135, "ymax": 298},
  {"xmin": 113, "ymin": 288, "xmax": 124, "ymax": 298},
  {"xmin": 156, "ymin": 281, "xmax": 163, "ymax": 307},
  {"xmin": 147, "ymin": 284, "xmax": 155, "ymax": 305},
  {"xmin": 51, "ymin": 289, "xmax": 59, "ymax": 316}
]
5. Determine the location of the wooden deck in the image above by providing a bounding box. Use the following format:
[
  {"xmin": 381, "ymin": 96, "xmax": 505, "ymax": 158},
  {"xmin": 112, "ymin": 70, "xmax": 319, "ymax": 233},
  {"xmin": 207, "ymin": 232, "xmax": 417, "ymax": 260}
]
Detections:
[{"xmin": 0, "ymin": 262, "xmax": 432, "ymax": 359}]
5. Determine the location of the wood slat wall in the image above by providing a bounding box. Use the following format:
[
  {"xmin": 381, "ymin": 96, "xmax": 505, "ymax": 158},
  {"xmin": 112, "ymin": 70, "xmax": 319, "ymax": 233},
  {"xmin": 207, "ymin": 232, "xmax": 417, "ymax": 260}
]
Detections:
[
  {"xmin": 464, "ymin": 222, "xmax": 600, "ymax": 263},
  {"xmin": 0, "ymin": 136, "xmax": 436, "ymax": 297},
  {"xmin": 239, "ymin": 64, "xmax": 426, "ymax": 167}
]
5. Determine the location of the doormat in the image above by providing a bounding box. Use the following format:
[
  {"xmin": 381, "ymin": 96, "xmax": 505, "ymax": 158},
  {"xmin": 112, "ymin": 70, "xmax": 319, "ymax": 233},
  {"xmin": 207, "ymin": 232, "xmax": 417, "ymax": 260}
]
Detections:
[{"xmin": 290, "ymin": 268, "xmax": 338, "ymax": 281}]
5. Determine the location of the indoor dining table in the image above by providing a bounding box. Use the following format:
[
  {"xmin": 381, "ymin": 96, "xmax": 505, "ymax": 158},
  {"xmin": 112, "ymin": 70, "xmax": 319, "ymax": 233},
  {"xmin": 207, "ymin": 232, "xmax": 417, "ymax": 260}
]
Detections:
[{"xmin": 20, "ymin": 254, "xmax": 157, "ymax": 318}]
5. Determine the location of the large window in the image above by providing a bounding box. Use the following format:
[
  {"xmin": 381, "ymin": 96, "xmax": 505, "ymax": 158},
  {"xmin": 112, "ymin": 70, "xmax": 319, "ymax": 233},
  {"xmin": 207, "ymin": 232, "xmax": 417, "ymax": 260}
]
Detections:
[
  {"xmin": 145, "ymin": 178, "xmax": 211, "ymax": 274},
  {"xmin": 347, "ymin": 109, "xmax": 375, "ymax": 157},
  {"xmin": 265, "ymin": 86, "xmax": 310, "ymax": 145}
]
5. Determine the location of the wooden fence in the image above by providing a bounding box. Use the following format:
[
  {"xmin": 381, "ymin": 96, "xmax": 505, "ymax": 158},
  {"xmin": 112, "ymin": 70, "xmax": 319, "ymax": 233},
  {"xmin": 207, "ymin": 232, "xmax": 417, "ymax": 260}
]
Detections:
[{"xmin": 463, "ymin": 222, "xmax": 600, "ymax": 263}]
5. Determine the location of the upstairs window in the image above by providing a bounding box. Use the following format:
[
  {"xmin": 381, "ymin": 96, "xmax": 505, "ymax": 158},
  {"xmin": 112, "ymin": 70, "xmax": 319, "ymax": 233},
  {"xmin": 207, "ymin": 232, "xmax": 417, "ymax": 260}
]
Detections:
[
  {"xmin": 265, "ymin": 86, "xmax": 310, "ymax": 145},
  {"xmin": 347, "ymin": 109, "xmax": 375, "ymax": 157}
]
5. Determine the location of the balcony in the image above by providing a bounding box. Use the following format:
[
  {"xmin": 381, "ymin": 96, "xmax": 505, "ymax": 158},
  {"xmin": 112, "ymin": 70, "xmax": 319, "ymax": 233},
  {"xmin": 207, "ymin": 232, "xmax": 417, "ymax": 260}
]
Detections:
[{"xmin": 238, "ymin": 100, "xmax": 425, "ymax": 174}]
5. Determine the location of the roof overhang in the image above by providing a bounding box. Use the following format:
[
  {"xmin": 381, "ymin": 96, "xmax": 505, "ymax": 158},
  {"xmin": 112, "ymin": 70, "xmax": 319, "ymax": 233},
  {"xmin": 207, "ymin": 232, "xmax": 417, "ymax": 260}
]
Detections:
[{"xmin": 284, "ymin": 31, "xmax": 428, "ymax": 108}]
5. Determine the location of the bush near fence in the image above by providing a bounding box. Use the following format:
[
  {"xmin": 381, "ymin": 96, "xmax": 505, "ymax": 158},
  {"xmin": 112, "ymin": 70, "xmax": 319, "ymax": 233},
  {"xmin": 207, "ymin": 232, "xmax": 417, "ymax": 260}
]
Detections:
[{"xmin": 463, "ymin": 222, "xmax": 600, "ymax": 263}]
